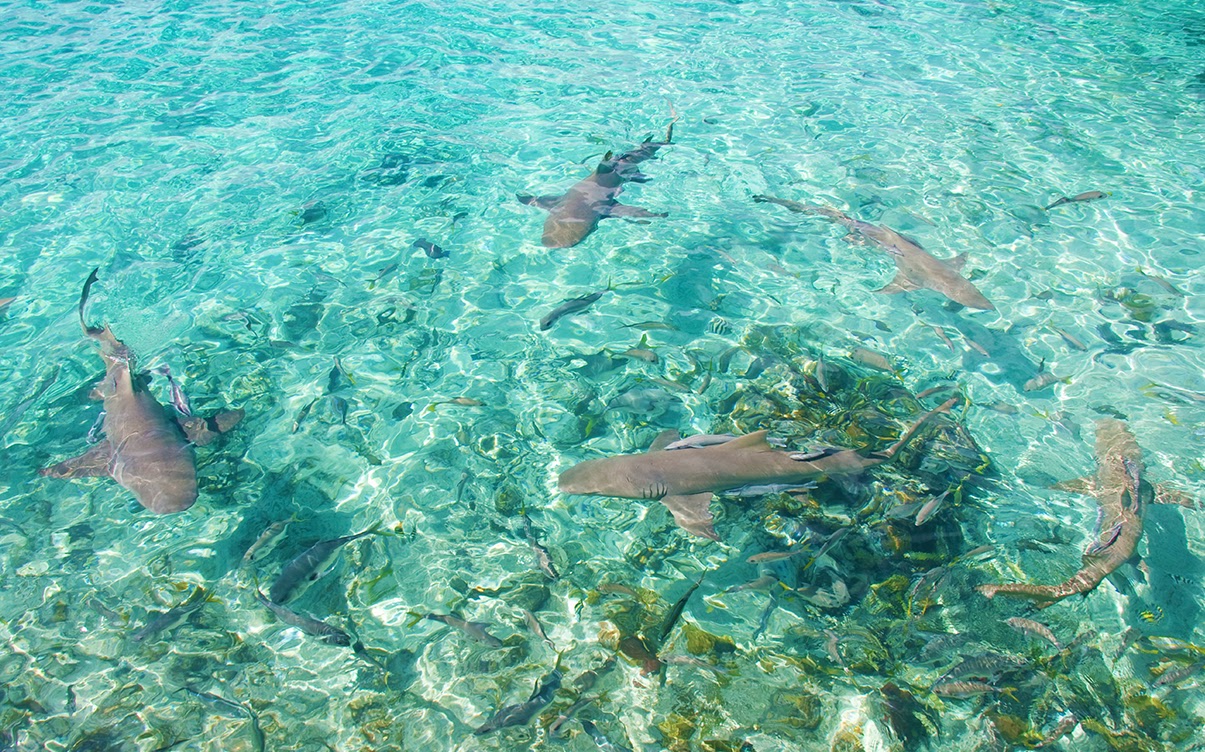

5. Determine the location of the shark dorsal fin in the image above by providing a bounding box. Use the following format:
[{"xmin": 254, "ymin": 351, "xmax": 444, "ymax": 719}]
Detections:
[
  {"xmin": 649, "ymin": 430, "xmax": 680, "ymax": 452},
  {"xmin": 948, "ymin": 252, "xmax": 968, "ymax": 272},
  {"xmin": 721, "ymin": 430, "xmax": 775, "ymax": 451}
]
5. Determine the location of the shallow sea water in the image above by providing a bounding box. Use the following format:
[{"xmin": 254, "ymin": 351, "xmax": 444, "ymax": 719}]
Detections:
[{"xmin": 1, "ymin": 0, "xmax": 1203, "ymax": 749}]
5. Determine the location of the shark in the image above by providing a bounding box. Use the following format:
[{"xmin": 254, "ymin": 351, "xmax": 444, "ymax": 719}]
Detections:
[
  {"xmin": 518, "ymin": 116, "xmax": 677, "ymax": 248},
  {"xmin": 39, "ymin": 269, "xmax": 243, "ymax": 514},
  {"xmin": 977, "ymin": 418, "xmax": 1195, "ymax": 608},
  {"xmin": 559, "ymin": 398, "xmax": 957, "ymax": 540},
  {"xmin": 754, "ymin": 195, "xmax": 995, "ymax": 311}
]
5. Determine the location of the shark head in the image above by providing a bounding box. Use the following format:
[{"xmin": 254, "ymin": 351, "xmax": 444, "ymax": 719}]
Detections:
[{"xmin": 558, "ymin": 458, "xmax": 622, "ymax": 496}]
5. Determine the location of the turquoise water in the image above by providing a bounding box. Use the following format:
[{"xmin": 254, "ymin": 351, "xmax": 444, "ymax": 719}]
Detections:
[{"xmin": 1, "ymin": 0, "xmax": 1203, "ymax": 748}]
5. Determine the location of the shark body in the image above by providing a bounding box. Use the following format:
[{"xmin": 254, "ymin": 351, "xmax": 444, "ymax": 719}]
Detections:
[
  {"xmin": 39, "ymin": 269, "xmax": 242, "ymax": 513},
  {"xmin": 559, "ymin": 399, "xmax": 955, "ymax": 540},
  {"xmin": 518, "ymin": 118, "xmax": 675, "ymax": 248},
  {"xmin": 978, "ymin": 419, "xmax": 1193, "ymax": 608},
  {"xmin": 754, "ymin": 195, "xmax": 995, "ymax": 311}
]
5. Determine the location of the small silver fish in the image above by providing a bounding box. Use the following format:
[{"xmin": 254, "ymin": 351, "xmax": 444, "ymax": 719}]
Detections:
[
  {"xmin": 850, "ymin": 346, "xmax": 894, "ymax": 373},
  {"xmin": 254, "ymin": 588, "xmax": 351, "ymax": 646},
  {"xmin": 242, "ymin": 519, "xmax": 293, "ymax": 564},
  {"xmin": 540, "ymin": 290, "xmax": 606, "ymax": 331},
  {"xmin": 665, "ymin": 433, "xmax": 737, "ymax": 450},
  {"xmin": 1045, "ymin": 190, "xmax": 1107, "ymax": 210},
  {"xmin": 914, "ymin": 490, "xmax": 950, "ymax": 526},
  {"xmin": 521, "ymin": 515, "xmax": 559, "ymax": 580},
  {"xmin": 1006, "ymin": 617, "xmax": 1061, "ymax": 649},
  {"xmin": 131, "ymin": 586, "xmax": 208, "ymax": 643},
  {"xmin": 521, "ymin": 609, "xmax": 555, "ymax": 650},
  {"xmin": 268, "ymin": 526, "xmax": 380, "ymax": 603},
  {"xmin": 426, "ymin": 613, "xmax": 503, "ymax": 647},
  {"xmin": 580, "ymin": 719, "xmax": 634, "ymax": 752}
]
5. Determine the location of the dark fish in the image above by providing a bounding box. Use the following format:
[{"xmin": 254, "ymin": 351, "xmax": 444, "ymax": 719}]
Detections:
[
  {"xmin": 425, "ymin": 613, "xmax": 503, "ymax": 647},
  {"xmin": 540, "ymin": 289, "xmax": 607, "ymax": 331},
  {"xmin": 803, "ymin": 527, "xmax": 851, "ymax": 571},
  {"xmin": 473, "ymin": 666, "xmax": 562, "ymax": 734},
  {"xmin": 179, "ymin": 687, "xmax": 264, "ymax": 752},
  {"xmin": 291, "ymin": 398, "xmax": 318, "ymax": 433},
  {"xmin": 131, "ymin": 586, "xmax": 208, "ymax": 643},
  {"xmin": 325, "ymin": 358, "xmax": 348, "ymax": 394},
  {"xmin": 581, "ymin": 719, "xmax": 634, "ymax": 752},
  {"xmin": 549, "ymin": 694, "xmax": 598, "ymax": 738},
  {"xmin": 572, "ymin": 656, "xmax": 616, "ymax": 692},
  {"xmin": 297, "ymin": 201, "xmax": 328, "ymax": 224},
  {"xmin": 253, "ymin": 588, "xmax": 351, "ymax": 646},
  {"xmin": 618, "ymin": 634, "xmax": 661, "ymax": 674},
  {"xmin": 521, "ymin": 515, "xmax": 559, "ymax": 580},
  {"xmin": 268, "ymin": 526, "xmax": 380, "ymax": 603},
  {"xmin": 656, "ymin": 574, "xmax": 704, "ymax": 648},
  {"xmin": 1045, "ymin": 190, "xmax": 1107, "ymax": 210},
  {"xmin": 413, "ymin": 238, "xmax": 448, "ymax": 259}
]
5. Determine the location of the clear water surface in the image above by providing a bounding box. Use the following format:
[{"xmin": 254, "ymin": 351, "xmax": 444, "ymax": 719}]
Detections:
[{"xmin": 0, "ymin": 0, "xmax": 1202, "ymax": 749}]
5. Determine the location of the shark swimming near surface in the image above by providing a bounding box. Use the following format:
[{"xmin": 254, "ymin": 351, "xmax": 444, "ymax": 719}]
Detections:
[
  {"xmin": 39, "ymin": 269, "xmax": 243, "ymax": 514},
  {"xmin": 754, "ymin": 195, "xmax": 995, "ymax": 311},
  {"xmin": 518, "ymin": 114, "xmax": 677, "ymax": 248},
  {"xmin": 559, "ymin": 398, "xmax": 957, "ymax": 540},
  {"xmin": 977, "ymin": 418, "xmax": 1196, "ymax": 608}
]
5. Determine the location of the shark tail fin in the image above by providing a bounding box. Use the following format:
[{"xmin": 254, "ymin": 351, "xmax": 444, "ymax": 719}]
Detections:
[
  {"xmin": 878, "ymin": 397, "xmax": 959, "ymax": 460},
  {"xmin": 79, "ymin": 268, "xmax": 106, "ymax": 338}
]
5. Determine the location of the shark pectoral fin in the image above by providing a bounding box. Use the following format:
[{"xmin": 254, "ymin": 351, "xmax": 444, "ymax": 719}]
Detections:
[
  {"xmin": 1051, "ymin": 476, "xmax": 1094, "ymax": 495},
  {"xmin": 949, "ymin": 252, "xmax": 968, "ymax": 272},
  {"xmin": 1152, "ymin": 484, "xmax": 1198, "ymax": 509},
  {"xmin": 605, "ymin": 204, "xmax": 667, "ymax": 219},
  {"xmin": 661, "ymin": 493, "xmax": 719, "ymax": 541},
  {"xmin": 40, "ymin": 442, "xmax": 114, "ymax": 479},
  {"xmin": 517, "ymin": 194, "xmax": 560, "ymax": 210},
  {"xmin": 649, "ymin": 430, "xmax": 681, "ymax": 452},
  {"xmin": 875, "ymin": 272, "xmax": 921, "ymax": 295}
]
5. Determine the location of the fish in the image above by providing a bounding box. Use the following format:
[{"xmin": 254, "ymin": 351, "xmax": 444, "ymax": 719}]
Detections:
[
  {"xmin": 803, "ymin": 527, "xmax": 851, "ymax": 572},
  {"xmin": 662, "ymin": 654, "xmax": 727, "ymax": 677},
  {"xmin": 1135, "ymin": 267, "xmax": 1185, "ymax": 296},
  {"xmin": 1005, "ymin": 617, "xmax": 1061, "ymax": 649},
  {"xmin": 521, "ymin": 609, "xmax": 555, "ymax": 650},
  {"xmin": 572, "ymin": 656, "xmax": 616, "ymax": 692},
  {"xmin": 0, "ymin": 296, "xmax": 15, "ymax": 312},
  {"xmin": 931, "ymin": 680, "xmax": 1006, "ymax": 698},
  {"xmin": 560, "ymin": 398, "xmax": 956, "ymax": 540},
  {"xmin": 618, "ymin": 347, "xmax": 658, "ymax": 363},
  {"xmin": 40, "ymin": 270, "xmax": 241, "ymax": 513},
  {"xmin": 1023, "ymin": 360, "xmax": 1066, "ymax": 392},
  {"xmin": 1044, "ymin": 190, "xmax": 1107, "ymax": 210},
  {"xmin": 1152, "ymin": 661, "xmax": 1204, "ymax": 688},
  {"xmin": 913, "ymin": 490, "xmax": 950, "ymax": 526},
  {"xmin": 130, "ymin": 586, "xmax": 208, "ymax": 643},
  {"xmin": 622, "ymin": 321, "xmax": 677, "ymax": 331},
  {"xmin": 725, "ymin": 574, "xmax": 780, "ymax": 593},
  {"xmin": 518, "ymin": 114, "xmax": 677, "ymax": 248},
  {"xmin": 253, "ymin": 588, "xmax": 351, "ymax": 646},
  {"xmin": 412, "ymin": 238, "xmax": 448, "ymax": 259},
  {"xmin": 425, "ymin": 613, "xmax": 504, "ymax": 647},
  {"xmin": 580, "ymin": 719, "xmax": 634, "ymax": 752},
  {"xmin": 754, "ymin": 196, "xmax": 995, "ymax": 310},
  {"xmin": 521, "ymin": 515, "xmax": 559, "ymax": 580},
  {"xmin": 426, "ymin": 397, "xmax": 485, "ymax": 411},
  {"xmin": 657, "ymin": 574, "xmax": 705, "ymax": 648},
  {"xmin": 268, "ymin": 526, "xmax": 380, "ymax": 603},
  {"xmin": 150, "ymin": 365, "xmax": 192, "ymax": 417},
  {"xmin": 549, "ymin": 694, "xmax": 599, "ymax": 738},
  {"xmin": 747, "ymin": 548, "xmax": 808, "ymax": 564},
  {"xmin": 978, "ymin": 419, "xmax": 1193, "ymax": 608},
  {"xmin": 291, "ymin": 398, "xmax": 317, "ymax": 433},
  {"xmin": 473, "ymin": 665, "xmax": 562, "ymax": 734},
  {"xmin": 242, "ymin": 518, "xmax": 293, "ymax": 564},
  {"xmin": 850, "ymin": 346, "xmax": 895, "ymax": 372},
  {"xmin": 1052, "ymin": 327, "xmax": 1088, "ymax": 352},
  {"xmin": 665, "ymin": 433, "xmax": 737, "ymax": 450},
  {"xmin": 618, "ymin": 634, "xmax": 662, "ymax": 674},
  {"xmin": 179, "ymin": 687, "xmax": 265, "ymax": 752},
  {"xmin": 604, "ymin": 387, "xmax": 678, "ymax": 415},
  {"xmin": 1033, "ymin": 715, "xmax": 1078, "ymax": 748},
  {"xmin": 540, "ymin": 289, "xmax": 607, "ymax": 331}
]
